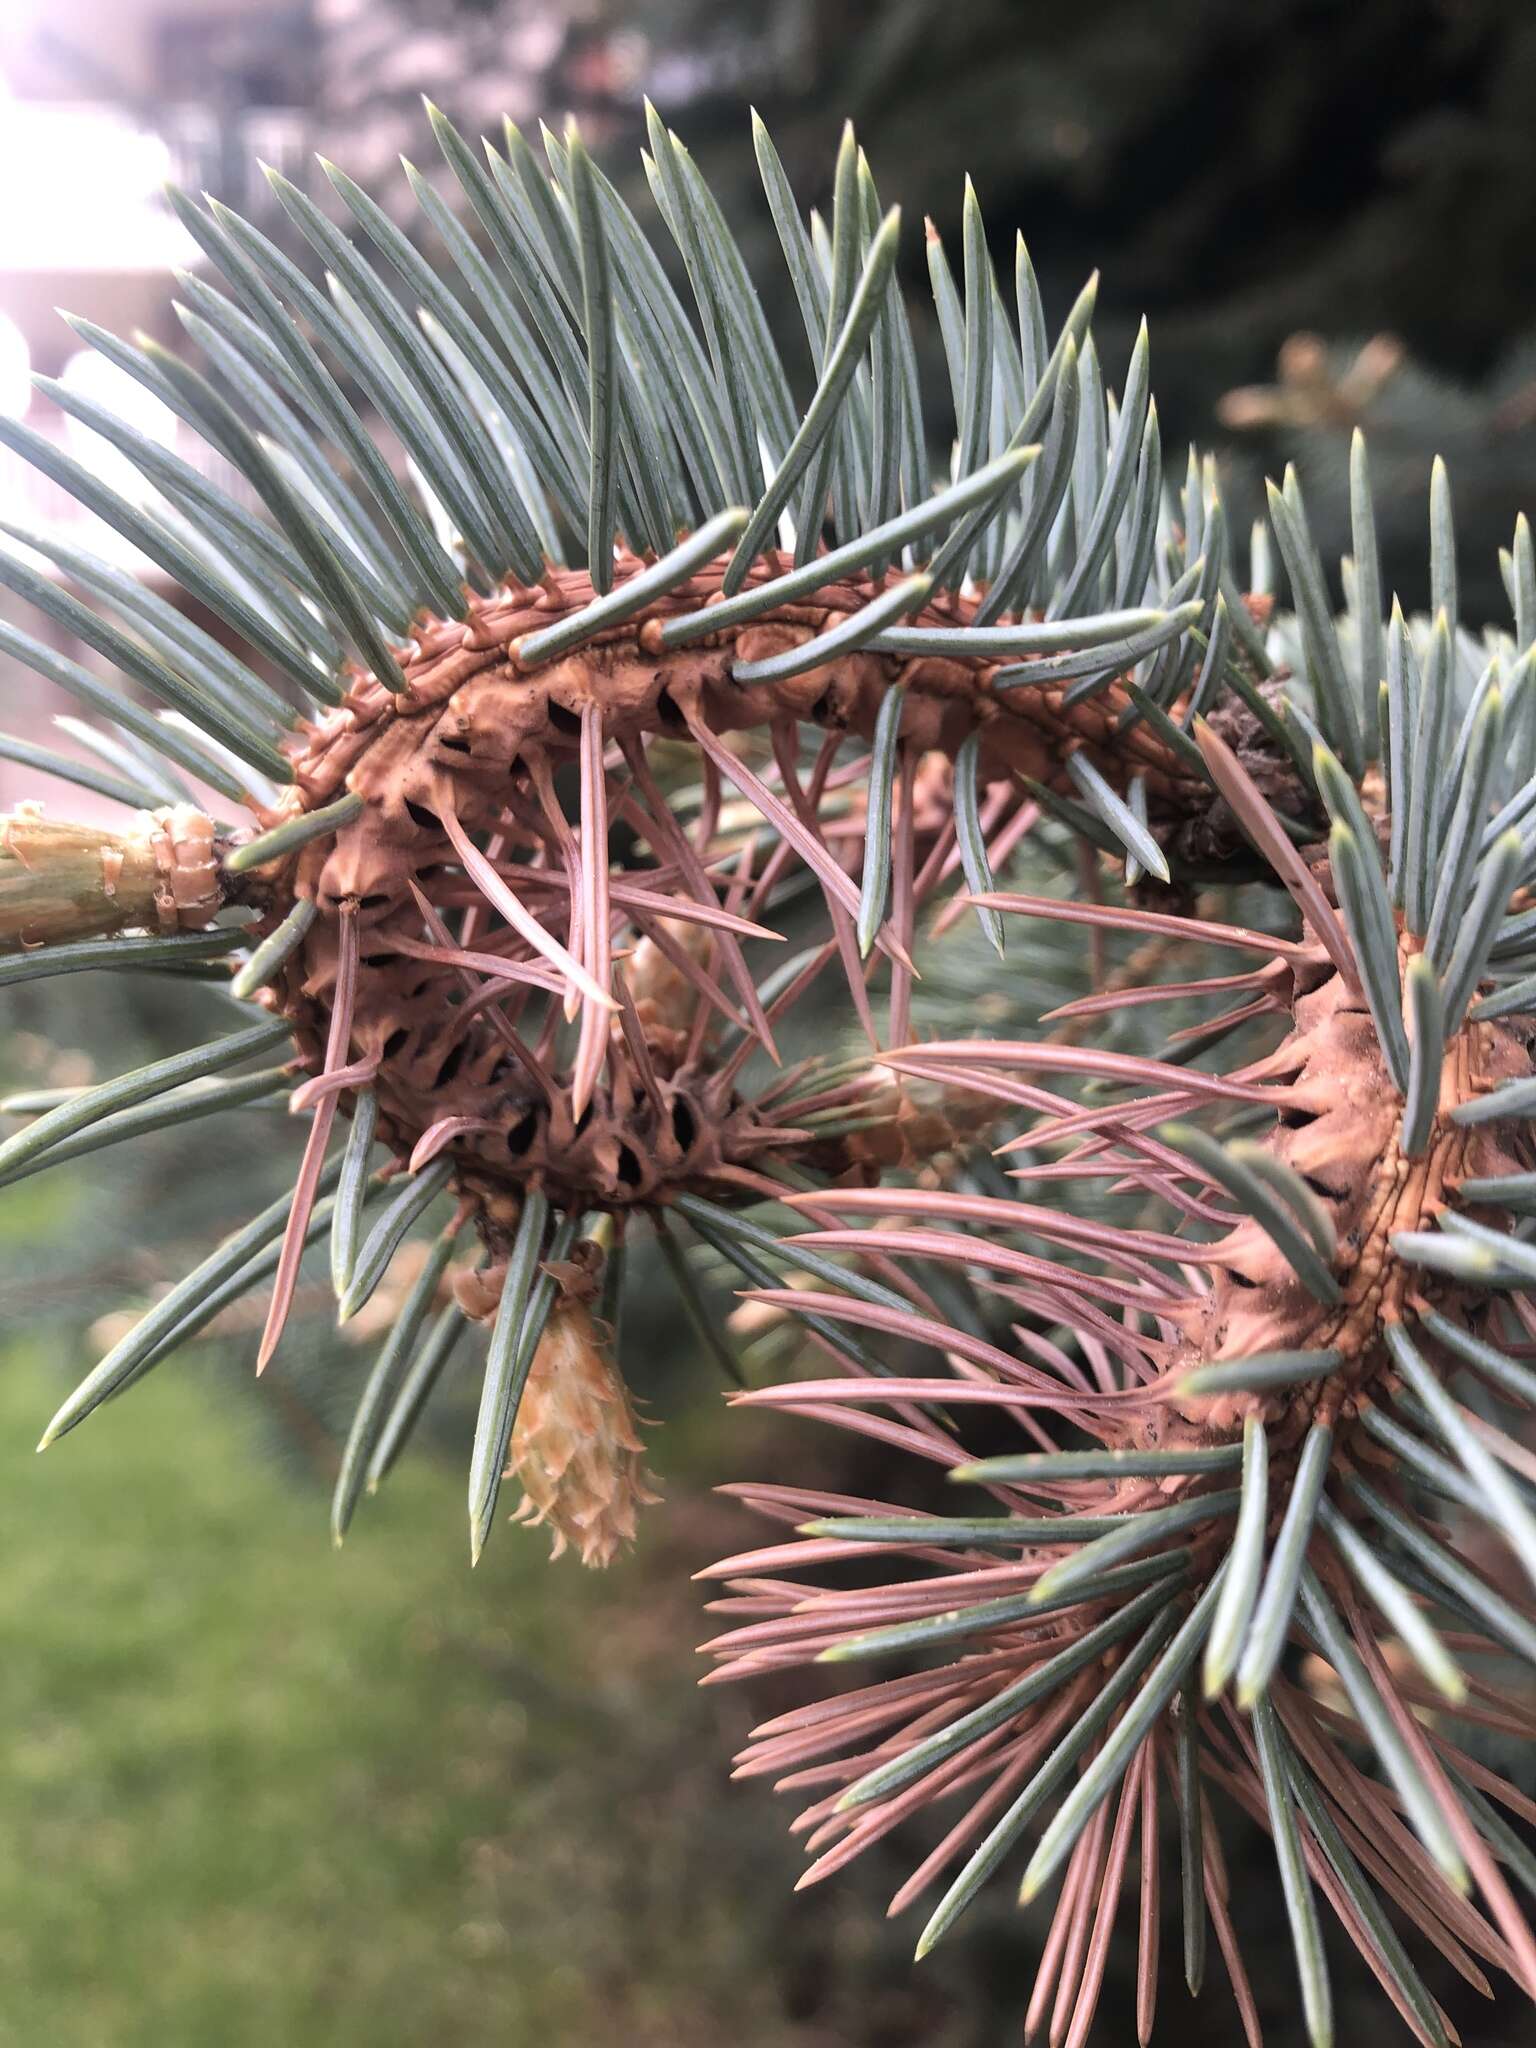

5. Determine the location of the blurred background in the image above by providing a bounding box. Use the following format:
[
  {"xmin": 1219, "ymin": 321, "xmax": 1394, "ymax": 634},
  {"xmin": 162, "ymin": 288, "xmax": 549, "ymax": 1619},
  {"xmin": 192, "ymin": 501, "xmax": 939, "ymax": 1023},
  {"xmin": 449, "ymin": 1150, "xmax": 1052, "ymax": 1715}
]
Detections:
[{"xmin": 1, "ymin": 3, "xmax": 1535, "ymax": 2043}]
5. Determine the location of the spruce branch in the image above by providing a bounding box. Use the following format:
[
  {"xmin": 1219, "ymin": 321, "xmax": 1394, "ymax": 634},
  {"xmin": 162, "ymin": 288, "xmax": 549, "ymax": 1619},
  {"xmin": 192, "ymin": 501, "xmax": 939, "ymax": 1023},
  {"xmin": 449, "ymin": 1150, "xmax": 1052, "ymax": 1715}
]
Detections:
[{"xmin": 0, "ymin": 106, "xmax": 1534, "ymax": 2046}]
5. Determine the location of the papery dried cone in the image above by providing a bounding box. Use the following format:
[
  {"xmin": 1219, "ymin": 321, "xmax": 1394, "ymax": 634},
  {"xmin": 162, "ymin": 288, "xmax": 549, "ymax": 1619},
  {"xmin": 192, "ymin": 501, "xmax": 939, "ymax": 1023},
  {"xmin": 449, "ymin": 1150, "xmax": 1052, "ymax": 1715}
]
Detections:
[{"xmin": 507, "ymin": 1296, "xmax": 659, "ymax": 1568}]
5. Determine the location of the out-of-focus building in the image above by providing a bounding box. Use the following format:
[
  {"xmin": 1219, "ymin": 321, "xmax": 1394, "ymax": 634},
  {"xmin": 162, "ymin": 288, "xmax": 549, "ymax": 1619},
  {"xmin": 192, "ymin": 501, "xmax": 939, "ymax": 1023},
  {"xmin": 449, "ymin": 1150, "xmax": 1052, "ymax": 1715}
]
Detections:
[{"xmin": 0, "ymin": 0, "xmax": 318, "ymax": 806}]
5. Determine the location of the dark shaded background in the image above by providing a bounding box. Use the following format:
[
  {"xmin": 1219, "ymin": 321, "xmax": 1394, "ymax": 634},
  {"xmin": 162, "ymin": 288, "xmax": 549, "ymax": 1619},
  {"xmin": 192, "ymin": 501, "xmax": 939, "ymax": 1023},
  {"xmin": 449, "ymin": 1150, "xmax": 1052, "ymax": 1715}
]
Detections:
[
  {"xmin": 0, "ymin": 4, "xmax": 1533, "ymax": 2044},
  {"xmin": 11, "ymin": 0, "xmax": 1536, "ymax": 609},
  {"xmin": 238, "ymin": 0, "xmax": 1536, "ymax": 613}
]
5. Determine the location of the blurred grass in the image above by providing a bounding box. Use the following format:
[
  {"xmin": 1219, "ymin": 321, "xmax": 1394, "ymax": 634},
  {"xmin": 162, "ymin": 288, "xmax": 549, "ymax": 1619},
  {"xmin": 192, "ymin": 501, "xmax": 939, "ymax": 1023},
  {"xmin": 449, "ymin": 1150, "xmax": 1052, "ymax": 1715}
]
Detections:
[
  {"xmin": 0, "ymin": 1158, "xmax": 977, "ymax": 2048},
  {"xmin": 0, "ymin": 1335, "xmax": 630, "ymax": 2047},
  {"xmin": 0, "ymin": 975, "xmax": 991, "ymax": 2048}
]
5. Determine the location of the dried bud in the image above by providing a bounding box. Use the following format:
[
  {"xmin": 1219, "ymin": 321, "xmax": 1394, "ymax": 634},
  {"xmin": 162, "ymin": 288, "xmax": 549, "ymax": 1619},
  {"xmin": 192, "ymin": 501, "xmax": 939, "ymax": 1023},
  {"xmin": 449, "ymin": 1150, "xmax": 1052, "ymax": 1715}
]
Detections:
[
  {"xmin": 507, "ymin": 1295, "xmax": 659, "ymax": 1568},
  {"xmin": 451, "ymin": 1259, "xmax": 505, "ymax": 1325},
  {"xmin": 621, "ymin": 917, "xmax": 714, "ymax": 1068}
]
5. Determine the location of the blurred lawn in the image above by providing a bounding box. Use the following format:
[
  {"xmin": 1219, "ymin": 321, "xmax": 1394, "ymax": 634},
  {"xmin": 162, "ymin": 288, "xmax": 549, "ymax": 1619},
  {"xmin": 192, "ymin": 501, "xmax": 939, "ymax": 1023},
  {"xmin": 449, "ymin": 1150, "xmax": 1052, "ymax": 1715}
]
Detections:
[
  {"xmin": 0, "ymin": 1139, "xmax": 825, "ymax": 2048},
  {"xmin": 0, "ymin": 979, "xmax": 1002, "ymax": 2048},
  {"xmin": 0, "ymin": 1334, "xmax": 635, "ymax": 2047},
  {"xmin": 0, "ymin": 1209, "xmax": 958, "ymax": 2048}
]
